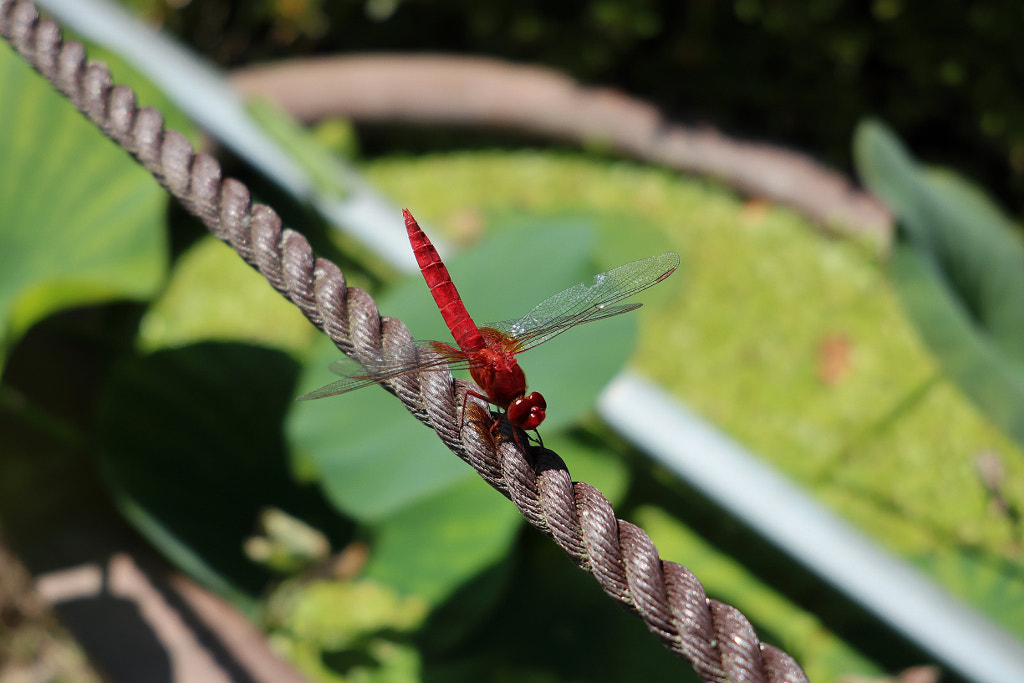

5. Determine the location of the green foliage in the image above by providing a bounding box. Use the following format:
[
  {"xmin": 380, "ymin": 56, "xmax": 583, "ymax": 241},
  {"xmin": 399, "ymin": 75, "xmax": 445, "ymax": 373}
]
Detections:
[
  {"xmin": 0, "ymin": 42, "xmax": 167, "ymax": 368},
  {"xmin": 7, "ymin": 106, "xmax": 1024, "ymax": 677},
  {"xmin": 269, "ymin": 579, "xmax": 428, "ymax": 683},
  {"xmin": 854, "ymin": 119, "xmax": 1024, "ymax": 450},
  {"xmin": 11, "ymin": 5, "xmax": 1024, "ymax": 675},
  {"xmin": 373, "ymin": 499, "xmax": 693, "ymax": 681},
  {"xmin": 245, "ymin": 507, "xmax": 332, "ymax": 574}
]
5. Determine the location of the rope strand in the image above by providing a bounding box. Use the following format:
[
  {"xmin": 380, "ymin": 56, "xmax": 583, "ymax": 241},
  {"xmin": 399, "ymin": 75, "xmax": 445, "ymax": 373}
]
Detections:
[{"xmin": 0, "ymin": 2, "xmax": 807, "ymax": 679}]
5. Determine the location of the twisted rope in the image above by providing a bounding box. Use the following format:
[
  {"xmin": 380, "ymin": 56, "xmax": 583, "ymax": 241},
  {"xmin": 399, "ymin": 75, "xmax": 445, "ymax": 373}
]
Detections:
[{"xmin": 0, "ymin": 2, "xmax": 808, "ymax": 680}]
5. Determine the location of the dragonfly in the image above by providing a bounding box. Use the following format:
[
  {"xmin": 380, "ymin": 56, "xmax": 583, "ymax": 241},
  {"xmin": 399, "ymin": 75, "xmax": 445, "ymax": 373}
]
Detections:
[{"xmin": 299, "ymin": 209, "xmax": 679, "ymax": 439}]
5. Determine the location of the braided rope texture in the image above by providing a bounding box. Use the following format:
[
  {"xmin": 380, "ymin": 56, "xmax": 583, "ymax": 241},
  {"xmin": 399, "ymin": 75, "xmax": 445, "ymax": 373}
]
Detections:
[{"xmin": 0, "ymin": 2, "xmax": 808, "ymax": 680}]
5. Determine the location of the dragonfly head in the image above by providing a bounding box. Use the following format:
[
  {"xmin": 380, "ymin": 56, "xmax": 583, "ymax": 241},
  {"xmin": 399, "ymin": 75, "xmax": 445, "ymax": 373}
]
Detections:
[{"xmin": 507, "ymin": 391, "xmax": 547, "ymax": 431}]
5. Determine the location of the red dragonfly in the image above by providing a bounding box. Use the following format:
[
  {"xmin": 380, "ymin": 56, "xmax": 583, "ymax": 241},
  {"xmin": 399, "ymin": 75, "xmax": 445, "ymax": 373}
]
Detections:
[{"xmin": 300, "ymin": 209, "xmax": 678, "ymax": 437}]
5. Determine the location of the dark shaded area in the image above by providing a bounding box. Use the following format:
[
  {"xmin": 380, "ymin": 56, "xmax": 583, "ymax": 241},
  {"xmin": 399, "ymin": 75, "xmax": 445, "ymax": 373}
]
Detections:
[
  {"xmin": 416, "ymin": 551, "xmax": 517, "ymax": 655},
  {"xmin": 0, "ymin": 310, "xmax": 303, "ymax": 683},
  {"xmin": 422, "ymin": 529, "xmax": 698, "ymax": 682},
  {"xmin": 0, "ymin": 303, "xmax": 356, "ymax": 600},
  {"xmin": 46, "ymin": 585, "xmax": 172, "ymax": 683},
  {"xmin": 0, "ymin": 305, "xmax": 147, "ymax": 536},
  {"xmin": 321, "ymin": 648, "xmax": 379, "ymax": 675},
  {"xmin": 96, "ymin": 341, "xmax": 357, "ymax": 598}
]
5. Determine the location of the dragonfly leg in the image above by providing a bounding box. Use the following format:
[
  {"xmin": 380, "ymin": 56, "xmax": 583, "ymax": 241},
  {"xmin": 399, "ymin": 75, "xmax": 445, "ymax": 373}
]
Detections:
[
  {"xmin": 460, "ymin": 388, "xmax": 501, "ymax": 433},
  {"xmin": 459, "ymin": 387, "xmax": 538, "ymax": 451}
]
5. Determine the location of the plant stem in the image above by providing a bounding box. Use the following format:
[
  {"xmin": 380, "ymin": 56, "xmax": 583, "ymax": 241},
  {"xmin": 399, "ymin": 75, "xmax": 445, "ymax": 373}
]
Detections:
[{"xmin": 0, "ymin": 383, "xmax": 90, "ymax": 451}]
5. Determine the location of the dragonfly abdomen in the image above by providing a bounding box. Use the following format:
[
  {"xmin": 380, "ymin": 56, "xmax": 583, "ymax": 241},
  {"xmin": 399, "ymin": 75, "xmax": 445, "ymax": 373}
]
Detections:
[{"xmin": 404, "ymin": 209, "xmax": 486, "ymax": 352}]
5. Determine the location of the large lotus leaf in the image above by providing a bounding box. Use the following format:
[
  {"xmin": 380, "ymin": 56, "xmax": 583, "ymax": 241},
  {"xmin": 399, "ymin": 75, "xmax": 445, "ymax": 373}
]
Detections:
[
  {"xmin": 288, "ymin": 216, "xmax": 638, "ymax": 604},
  {"xmin": 854, "ymin": 120, "xmax": 1024, "ymax": 447},
  {"xmin": 97, "ymin": 342, "xmax": 354, "ymax": 610},
  {"xmin": 0, "ymin": 42, "xmax": 168, "ymax": 367}
]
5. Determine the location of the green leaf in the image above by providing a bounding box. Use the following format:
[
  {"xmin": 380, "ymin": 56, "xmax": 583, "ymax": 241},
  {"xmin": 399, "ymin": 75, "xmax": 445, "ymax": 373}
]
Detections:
[
  {"xmin": 288, "ymin": 215, "xmax": 638, "ymax": 605},
  {"xmin": 0, "ymin": 42, "xmax": 168, "ymax": 367},
  {"xmin": 137, "ymin": 234, "xmax": 316, "ymax": 355},
  {"xmin": 289, "ymin": 372, "xmax": 471, "ymax": 522},
  {"xmin": 361, "ymin": 476, "xmax": 523, "ymax": 604},
  {"xmin": 97, "ymin": 342, "xmax": 353, "ymax": 609},
  {"xmin": 854, "ymin": 119, "xmax": 1024, "ymax": 447},
  {"xmin": 276, "ymin": 579, "xmax": 428, "ymax": 649},
  {"xmin": 269, "ymin": 579, "xmax": 428, "ymax": 683}
]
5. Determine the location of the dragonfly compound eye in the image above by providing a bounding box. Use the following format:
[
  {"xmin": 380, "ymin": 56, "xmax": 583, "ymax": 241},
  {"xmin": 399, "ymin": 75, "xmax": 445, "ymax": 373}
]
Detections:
[{"xmin": 508, "ymin": 392, "xmax": 546, "ymax": 431}]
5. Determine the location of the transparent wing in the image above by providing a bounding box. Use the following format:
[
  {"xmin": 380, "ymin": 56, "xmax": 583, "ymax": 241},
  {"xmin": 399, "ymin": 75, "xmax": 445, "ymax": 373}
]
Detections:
[
  {"xmin": 299, "ymin": 251, "xmax": 679, "ymax": 399},
  {"xmin": 297, "ymin": 340, "xmax": 476, "ymax": 400},
  {"xmin": 486, "ymin": 251, "xmax": 679, "ymax": 353}
]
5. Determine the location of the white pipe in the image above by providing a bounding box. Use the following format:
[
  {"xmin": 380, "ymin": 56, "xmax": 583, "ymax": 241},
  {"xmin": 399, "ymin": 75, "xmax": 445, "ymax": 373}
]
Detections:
[{"xmin": 599, "ymin": 373, "xmax": 1024, "ymax": 683}]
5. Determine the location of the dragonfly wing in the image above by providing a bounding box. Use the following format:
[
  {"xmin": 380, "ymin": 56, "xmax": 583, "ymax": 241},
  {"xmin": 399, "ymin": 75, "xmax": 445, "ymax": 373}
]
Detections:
[
  {"xmin": 487, "ymin": 251, "xmax": 679, "ymax": 353},
  {"xmin": 296, "ymin": 372, "xmax": 381, "ymax": 400},
  {"xmin": 297, "ymin": 341, "xmax": 476, "ymax": 400}
]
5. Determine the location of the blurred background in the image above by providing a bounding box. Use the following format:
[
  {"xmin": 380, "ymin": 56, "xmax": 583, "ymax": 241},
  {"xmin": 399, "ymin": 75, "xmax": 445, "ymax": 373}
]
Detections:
[
  {"xmin": 2, "ymin": 1, "xmax": 1023, "ymax": 681},
  {"xmin": 137, "ymin": 0, "xmax": 1024, "ymax": 210}
]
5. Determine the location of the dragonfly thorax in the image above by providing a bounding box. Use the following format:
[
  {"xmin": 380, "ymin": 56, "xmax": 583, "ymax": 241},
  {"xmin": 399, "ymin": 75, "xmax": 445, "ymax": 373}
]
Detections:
[{"xmin": 470, "ymin": 348, "xmax": 528, "ymax": 410}]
